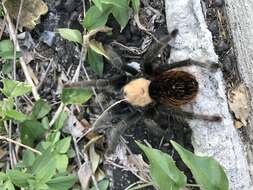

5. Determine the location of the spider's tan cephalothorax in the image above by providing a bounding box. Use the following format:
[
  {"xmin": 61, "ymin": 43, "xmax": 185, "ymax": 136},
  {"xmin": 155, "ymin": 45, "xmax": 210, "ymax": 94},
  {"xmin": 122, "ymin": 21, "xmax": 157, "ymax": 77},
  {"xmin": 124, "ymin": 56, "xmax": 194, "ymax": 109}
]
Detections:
[{"xmin": 123, "ymin": 78, "xmax": 152, "ymax": 107}]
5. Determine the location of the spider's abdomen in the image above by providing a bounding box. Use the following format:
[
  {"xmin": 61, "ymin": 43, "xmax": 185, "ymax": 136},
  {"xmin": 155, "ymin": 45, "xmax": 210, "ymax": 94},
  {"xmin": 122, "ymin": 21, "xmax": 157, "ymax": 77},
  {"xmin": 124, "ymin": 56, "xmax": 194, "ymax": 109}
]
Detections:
[{"xmin": 149, "ymin": 70, "xmax": 198, "ymax": 107}]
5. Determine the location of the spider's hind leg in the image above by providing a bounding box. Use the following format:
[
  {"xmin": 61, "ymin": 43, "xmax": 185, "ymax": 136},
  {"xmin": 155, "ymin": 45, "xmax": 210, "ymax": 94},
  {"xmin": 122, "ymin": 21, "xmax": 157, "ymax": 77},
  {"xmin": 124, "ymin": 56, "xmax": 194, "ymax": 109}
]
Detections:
[
  {"xmin": 158, "ymin": 106, "xmax": 222, "ymax": 122},
  {"xmin": 154, "ymin": 59, "xmax": 221, "ymax": 74}
]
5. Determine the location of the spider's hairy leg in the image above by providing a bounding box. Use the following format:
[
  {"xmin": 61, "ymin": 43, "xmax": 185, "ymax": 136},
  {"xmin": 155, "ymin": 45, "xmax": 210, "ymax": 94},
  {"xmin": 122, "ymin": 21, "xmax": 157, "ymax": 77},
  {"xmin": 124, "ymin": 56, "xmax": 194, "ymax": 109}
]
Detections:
[
  {"xmin": 105, "ymin": 44, "xmax": 139, "ymax": 76},
  {"xmin": 64, "ymin": 75, "xmax": 126, "ymax": 89},
  {"xmin": 143, "ymin": 29, "xmax": 179, "ymax": 75},
  {"xmin": 106, "ymin": 110, "xmax": 142, "ymax": 154},
  {"xmin": 154, "ymin": 59, "xmax": 220, "ymax": 74},
  {"xmin": 159, "ymin": 106, "xmax": 222, "ymax": 122}
]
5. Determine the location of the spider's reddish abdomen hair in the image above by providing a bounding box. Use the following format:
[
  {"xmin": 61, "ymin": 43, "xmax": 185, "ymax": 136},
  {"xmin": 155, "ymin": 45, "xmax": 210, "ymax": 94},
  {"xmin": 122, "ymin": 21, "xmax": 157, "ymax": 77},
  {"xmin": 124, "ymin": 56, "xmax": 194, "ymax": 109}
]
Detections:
[{"xmin": 149, "ymin": 70, "xmax": 198, "ymax": 107}]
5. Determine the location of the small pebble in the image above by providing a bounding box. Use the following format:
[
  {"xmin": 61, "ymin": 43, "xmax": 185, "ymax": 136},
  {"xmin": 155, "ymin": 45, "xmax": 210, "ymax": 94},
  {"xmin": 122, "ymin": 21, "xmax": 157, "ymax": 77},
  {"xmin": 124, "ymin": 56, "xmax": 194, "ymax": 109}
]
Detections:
[{"xmin": 214, "ymin": 0, "xmax": 225, "ymax": 7}]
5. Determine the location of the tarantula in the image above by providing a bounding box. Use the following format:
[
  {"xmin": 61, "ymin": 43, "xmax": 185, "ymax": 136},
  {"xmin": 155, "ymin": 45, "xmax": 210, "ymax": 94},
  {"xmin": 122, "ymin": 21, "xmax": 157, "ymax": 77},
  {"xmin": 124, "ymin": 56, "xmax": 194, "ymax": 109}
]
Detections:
[{"xmin": 65, "ymin": 29, "xmax": 222, "ymax": 151}]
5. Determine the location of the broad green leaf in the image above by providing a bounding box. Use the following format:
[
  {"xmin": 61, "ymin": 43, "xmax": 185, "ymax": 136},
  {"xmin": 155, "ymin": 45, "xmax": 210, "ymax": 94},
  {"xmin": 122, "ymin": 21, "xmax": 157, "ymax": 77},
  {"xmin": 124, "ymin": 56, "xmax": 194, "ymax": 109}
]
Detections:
[
  {"xmin": 89, "ymin": 40, "xmax": 110, "ymax": 59},
  {"xmin": 22, "ymin": 150, "xmax": 36, "ymax": 167},
  {"xmin": 0, "ymin": 172, "xmax": 8, "ymax": 181},
  {"xmin": 136, "ymin": 142, "xmax": 187, "ymax": 190},
  {"xmin": 46, "ymin": 131, "xmax": 61, "ymax": 144},
  {"xmin": 111, "ymin": 4, "xmax": 129, "ymax": 30},
  {"xmin": 62, "ymin": 88, "xmax": 93, "ymax": 105},
  {"xmin": 101, "ymin": 0, "xmax": 127, "ymax": 8},
  {"xmin": 7, "ymin": 170, "xmax": 33, "ymax": 187},
  {"xmin": 55, "ymin": 137, "xmax": 71, "ymax": 154},
  {"xmin": 171, "ymin": 141, "xmax": 229, "ymax": 190},
  {"xmin": 32, "ymin": 148, "xmax": 57, "ymax": 183},
  {"xmin": 47, "ymin": 175, "xmax": 77, "ymax": 190},
  {"xmin": 20, "ymin": 120, "xmax": 46, "ymax": 146},
  {"xmin": 87, "ymin": 47, "xmax": 104, "ymax": 77},
  {"xmin": 41, "ymin": 117, "xmax": 50, "ymax": 129},
  {"xmin": 55, "ymin": 154, "xmax": 68, "ymax": 172},
  {"xmin": 131, "ymin": 0, "xmax": 140, "ymax": 13},
  {"xmin": 0, "ymin": 40, "xmax": 13, "ymax": 52},
  {"xmin": 3, "ymin": 180, "xmax": 15, "ymax": 190},
  {"xmin": 90, "ymin": 179, "xmax": 109, "ymax": 190},
  {"xmin": 2, "ymin": 79, "xmax": 32, "ymax": 97},
  {"xmin": 57, "ymin": 28, "xmax": 82, "ymax": 44},
  {"xmin": 83, "ymin": 6, "xmax": 111, "ymax": 31},
  {"xmin": 0, "ymin": 99, "xmax": 14, "ymax": 119},
  {"xmin": 0, "ymin": 51, "xmax": 21, "ymax": 60},
  {"xmin": 1, "ymin": 63, "xmax": 13, "ymax": 75},
  {"xmin": 32, "ymin": 99, "xmax": 52, "ymax": 119},
  {"xmin": 5, "ymin": 110, "xmax": 30, "ymax": 122},
  {"xmin": 92, "ymin": 0, "xmax": 103, "ymax": 11},
  {"xmin": 53, "ymin": 110, "xmax": 68, "ymax": 130}
]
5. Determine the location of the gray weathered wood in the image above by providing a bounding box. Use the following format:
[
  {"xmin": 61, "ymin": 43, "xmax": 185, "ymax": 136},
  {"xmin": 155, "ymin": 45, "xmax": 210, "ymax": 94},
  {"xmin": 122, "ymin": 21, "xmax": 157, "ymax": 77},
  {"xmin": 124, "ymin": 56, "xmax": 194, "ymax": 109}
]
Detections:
[
  {"xmin": 224, "ymin": 0, "xmax": 253, "ymax": 181},
  {"xmin": 165, "ymin": 0, "xmax": 252, "ymax": 189}
]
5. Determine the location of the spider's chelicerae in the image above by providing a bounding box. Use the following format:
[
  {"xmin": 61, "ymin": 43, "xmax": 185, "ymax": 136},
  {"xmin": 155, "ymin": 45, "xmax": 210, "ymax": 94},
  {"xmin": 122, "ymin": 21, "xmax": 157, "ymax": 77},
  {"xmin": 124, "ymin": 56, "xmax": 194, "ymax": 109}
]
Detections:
[{"xmin": 65, "ymin": 29, "xmax": 222, "ymax": 151}]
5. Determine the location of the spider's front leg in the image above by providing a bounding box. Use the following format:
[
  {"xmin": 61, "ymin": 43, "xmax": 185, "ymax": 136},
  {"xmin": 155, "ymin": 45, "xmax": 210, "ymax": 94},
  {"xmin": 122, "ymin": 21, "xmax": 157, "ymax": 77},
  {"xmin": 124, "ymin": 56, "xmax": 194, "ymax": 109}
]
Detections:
[
  {"xmin": 105, "ymin": 110, "xmax": 142, "ymax": 154},
  {"xmin": 64, "ymin": 75, "xmax": 126, "ymax": 89}
]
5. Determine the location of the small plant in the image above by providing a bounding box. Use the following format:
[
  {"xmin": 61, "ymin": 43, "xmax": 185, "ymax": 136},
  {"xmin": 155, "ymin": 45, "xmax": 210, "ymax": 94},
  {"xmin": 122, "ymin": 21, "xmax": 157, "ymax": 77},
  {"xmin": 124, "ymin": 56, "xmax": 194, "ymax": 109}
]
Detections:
[
  {"xmin": 58, "ymin": 0, "xmax": 140, "ymax": 78},
  {"xmin": 0, "ymin": 80, "xmax": 78, "ymax": 190},
  {"xmin": 135, "ymin": 141, "xmax": 229, "ymax": 190}
]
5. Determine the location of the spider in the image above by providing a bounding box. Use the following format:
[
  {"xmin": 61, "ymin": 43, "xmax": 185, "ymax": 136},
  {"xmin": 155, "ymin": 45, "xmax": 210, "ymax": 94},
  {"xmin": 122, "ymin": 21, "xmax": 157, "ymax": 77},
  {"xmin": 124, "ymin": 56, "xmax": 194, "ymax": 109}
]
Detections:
[{"xmin": 65, "ymin": 29, "xmax": 222, "ymax": 152}]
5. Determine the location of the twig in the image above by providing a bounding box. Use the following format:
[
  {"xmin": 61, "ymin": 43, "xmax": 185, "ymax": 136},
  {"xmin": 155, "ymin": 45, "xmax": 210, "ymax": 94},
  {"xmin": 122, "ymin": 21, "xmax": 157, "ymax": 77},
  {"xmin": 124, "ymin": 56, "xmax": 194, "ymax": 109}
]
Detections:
[
  {"xmin": 13, "ymin": 0, "xmax": 24, "ymax": 80},
  {"xmin": 73, "ymin": 136, "xmax": 82, "ymax": 168},
  {"xmin": 0, "ymin": 135, "xmax": 42, "ymax": 155},
  {"xmin": 37, "ymin": 59, "xmax": 53, "ymax": 90},
  {"xmin": 3, "ymin": 5, "xmax": 40, "ymax": 100}
]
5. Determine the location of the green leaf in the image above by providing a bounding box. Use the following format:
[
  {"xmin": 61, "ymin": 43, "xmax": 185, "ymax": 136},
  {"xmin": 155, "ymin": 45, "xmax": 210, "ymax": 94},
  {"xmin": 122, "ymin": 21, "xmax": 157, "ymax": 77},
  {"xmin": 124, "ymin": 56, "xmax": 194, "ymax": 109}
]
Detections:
[
  {"xmin": 131, "ymin": 0, "xmax": 140, "ymax": 13},
  {"xmin": 101, "ymin": 0, "xmax": 127, "ymax": 8},
  {"xmin": 136, "ymin": 142, "xmax": 187, "ymax": 190},
  {"xmin": 0, "ymin": 39, "xmax": 13, "ymax": 52},
  {"xmin": 1, "ymin": 63, "xmax": 13, "ymax": 74},
  {"xmin": 83, "ymin": 5, "xmax": 111, "ymax": 31},
  {"xmin": 0, "ymin": 98, "xmax": 14, "ymax": 120},
  {"xmin": 20, "ymin": 120, "xmax": 46, "ymax": 147},
  {"xmin": 89, "ymin": 179, "xmax": 109, "ymax": 190},
  {"xmin": 89, "ymin": 40, "xmax": 110, "ymax": 59},
  {"xmin": 47, "ymin": 175, "xmax": 77, "ymax": 190},
  {"xmin": 92, "ymin": 0, "xmax": 103, "ymax": 11},
  {"xmin": 22, "ymin": 150, "xmax": 36, "ymax": 167},
  {"xmin": 111, "ymin": 4, "xmax": 129, "ymax": 30},
  {"xmin": 5, "ymin": 110, "xmax": 30, "ymax": 122},
  {"xmin": 7, "ymin": 170, "xmax": 33, "ymax": 187},
  {"xmin": 55, "ymin": 154, "xmax": 68, "ymax": 172},
  {"xmin": 53, "ymin": 111, "xmax": 68, "ymax": 130},
  {"xmin": 0, "ymin": 172, "xmax": 8, "ymax": 181},
  {"xmin": 46, "ymin": 131, "xmax": 61, "ymax": 144},
  {"xmin": 32, "ymin": 99, "xmax": 52, "ymax": 119},
  {"xmin": 0, "ymin": 51, "xmax": 21, "ymax": 60},
  {"xmin": 2, "ymin": 79, "xmax": 32, "ymax": 97},
  {"xmin": 87, "ymin": 47, "xmax": 104, "ymax": 77},
  {"xmin": 57, "ymin": 28, "xmax": 82, "ymax": 44},
  {"xmin": 171, "ymin": 140, "xmax": 229, "ymax": 190},
  {"xmin": 41, "ymin": 117, "xmax": 50, "ymax": 129},
  {"xmin": 55, "ymin": 137, "xmax": 71, "ymax": 154},
  {"xmin": 3, "ymin": 180, "xmax": 15, "ymax": 190},
  {"xmin": 32, "ymin": 148, "xmax": 57, "ymax": 183},
  {"xmin": 62, "ymin": 88, "xmax": 93, "ymax": 105}
]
